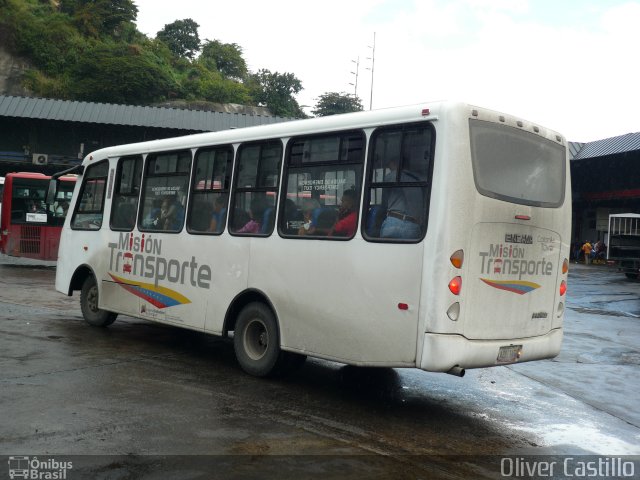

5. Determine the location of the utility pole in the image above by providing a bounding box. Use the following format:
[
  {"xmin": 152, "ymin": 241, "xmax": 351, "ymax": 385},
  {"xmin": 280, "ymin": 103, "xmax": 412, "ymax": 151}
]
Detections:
[
  {"xmin": 349, "ymin": 57, "xmax": 360, "ymax": 98},
  {"xmin": 367, "ymin": 32, "xmax": 376, "ymax": 110}
]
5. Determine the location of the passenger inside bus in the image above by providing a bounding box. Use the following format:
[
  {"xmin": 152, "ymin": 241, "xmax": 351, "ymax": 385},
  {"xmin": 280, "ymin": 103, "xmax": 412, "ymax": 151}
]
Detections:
[
  {"xmin": 297, "ymin": 190, "xmax": 358, "ymax": 237},
  {"xmin": 283, "ymin": 199, "xmax": 303, "ymax": 234},
  {"xmin": 379, "ymin": 157, "xmax": 424, "ymax": 239},
  {"xmin": 27, "ymin": 198, "xmax": 45, "ymax": 214},
  {"xmin": 142, "ymin": 199, "xmax": 162, "ymax": 228},
  {"xmin": 54, "ymin": 200, "xmax": 70, "ymax": 217},
  {"xmin": 208, "ymin": 195, "xmax": 227, "ymax": 233},
  {"xmin": 297, "ymin": 198, "xmax": 320, "ymax": 235},
  {"xmin": 159, "ymin": 196, "xmax": 184, "ymax": 231},
  {"xmin": 235, "ymin": 196, "xmax": 267, "ymax": 234},
  {"xmin": 329, "ymin": 189, "xmax": 358, "ymax": 237}
]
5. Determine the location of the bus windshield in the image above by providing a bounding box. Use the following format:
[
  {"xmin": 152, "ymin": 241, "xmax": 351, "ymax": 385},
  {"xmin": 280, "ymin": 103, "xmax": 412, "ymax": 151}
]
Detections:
[
  {"xmin": 1, "ymin": 173, "xmax": 77, "ymax": 261},
  {"xmin": 469, "ymin": 119, "xmax": 566, "ymax": 208},
  {"xmin": 10, "ymin": 178, "xmax": 74, "ymax": 226}
]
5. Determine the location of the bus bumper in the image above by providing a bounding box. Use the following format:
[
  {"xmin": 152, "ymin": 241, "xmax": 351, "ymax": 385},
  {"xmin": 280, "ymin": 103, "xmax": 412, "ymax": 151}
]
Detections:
[{"xmin": 419, "ymin": 328, "xmax": 563, "ymax": 372}]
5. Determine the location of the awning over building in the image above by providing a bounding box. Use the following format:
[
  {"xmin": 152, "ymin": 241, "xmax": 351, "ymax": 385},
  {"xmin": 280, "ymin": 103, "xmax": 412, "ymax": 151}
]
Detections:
[{"xmin": 0, "ymin": 95, "xmax": 293, "ymax": 132}]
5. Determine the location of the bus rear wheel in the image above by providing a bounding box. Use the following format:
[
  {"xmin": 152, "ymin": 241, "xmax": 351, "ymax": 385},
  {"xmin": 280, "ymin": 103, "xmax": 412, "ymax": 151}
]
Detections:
[
  {"xmin": 234, "ymin": 302, "xmax": 287, "ymax": 377},
  {"xmin": 80, "ymin": 276, "xmax": 117, "ymax": 327}
]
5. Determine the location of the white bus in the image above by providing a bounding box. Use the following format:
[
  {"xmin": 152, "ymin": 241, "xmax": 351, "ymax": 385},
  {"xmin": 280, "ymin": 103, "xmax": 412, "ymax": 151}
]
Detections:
[{"xmin": 52, "ymin": 101, "xmax": 571, "ymax": 378}]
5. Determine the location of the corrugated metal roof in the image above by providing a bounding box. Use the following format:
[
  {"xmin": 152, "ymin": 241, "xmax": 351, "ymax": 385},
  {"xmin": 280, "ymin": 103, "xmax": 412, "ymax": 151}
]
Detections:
[
  {"xmin": 571, "ymin": 132, "xmax": 640, "ymax": 160},
  {"xmin": 0, "ymin": 95, "xmax": 294, "ymax": 132},
  {"xmin": 568, "ymin": 141, "xmax": 585, "ymax": 159}
]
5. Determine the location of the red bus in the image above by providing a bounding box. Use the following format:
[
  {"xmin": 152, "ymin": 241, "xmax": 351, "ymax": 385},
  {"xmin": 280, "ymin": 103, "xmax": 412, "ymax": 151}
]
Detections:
[{"xmin": 0, "ymin": 172, "xmax": 76, "ymax": 261}]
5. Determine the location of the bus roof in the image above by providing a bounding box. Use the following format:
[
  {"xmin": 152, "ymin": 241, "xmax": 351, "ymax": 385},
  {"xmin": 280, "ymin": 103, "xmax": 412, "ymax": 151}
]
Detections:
[
  {"xmin": 4, "ymin": 172, "xmax": 76, "ymax": 181},
  {"xmin": 82, "ymin": 101, "xmax": 565, "ymax": 162}
]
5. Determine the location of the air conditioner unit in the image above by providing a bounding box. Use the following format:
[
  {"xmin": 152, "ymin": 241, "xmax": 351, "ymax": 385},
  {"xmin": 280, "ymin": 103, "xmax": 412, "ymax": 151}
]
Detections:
[{"xmin": 32, "ymin": 154, "xmax": 48, "ymax": 165}]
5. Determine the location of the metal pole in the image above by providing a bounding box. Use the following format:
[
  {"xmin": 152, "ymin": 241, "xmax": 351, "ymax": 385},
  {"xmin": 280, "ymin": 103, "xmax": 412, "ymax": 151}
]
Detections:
[
  {"xmin": 369, "ymin": 32, "xmax": 376, "ymax": 110},
  {"xmin": 350, "ymin": 57, "xmax": 360, "ymax": 97}
]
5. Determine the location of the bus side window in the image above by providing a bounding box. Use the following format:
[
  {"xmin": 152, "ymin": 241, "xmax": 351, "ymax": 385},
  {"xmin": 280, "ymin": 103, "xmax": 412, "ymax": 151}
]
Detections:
[
  {"xmin": 71, "ymin": 161, "xmax": 109, "ymax": 230},
  {"xmin": 279, "ymin": 131, "xmax": 365, "ymax": 239},
  {"xmin": 187, "ymin": 146, "xmax": 233, "ymax": 235},
  {"xmin": 363, "ymin": 123, "xmax": 434, "ymax": 242},
  {"xmin": 138, "ymin": 151, "xmax": 191, "ymax": 233},
  {"xmin": 110, "ymin": 156, "xmax": 142, "ymax": 231},
  {"xmin": 229, "ymin": 141, "xmax": 282, "ymax": 236}
]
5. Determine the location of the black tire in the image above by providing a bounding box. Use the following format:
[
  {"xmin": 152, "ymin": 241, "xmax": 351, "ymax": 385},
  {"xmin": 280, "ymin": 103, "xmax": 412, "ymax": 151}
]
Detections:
[
  {"xmin": 625, "ymin": 273, "xmax": 638, "ymax": 280},
  {"xmin": 234, "ymin": 302, "xmax": 286, "ymax": 377},
  {"xmin": 80, "ymin": 276, "xmax": 117, "ymax": 327}
]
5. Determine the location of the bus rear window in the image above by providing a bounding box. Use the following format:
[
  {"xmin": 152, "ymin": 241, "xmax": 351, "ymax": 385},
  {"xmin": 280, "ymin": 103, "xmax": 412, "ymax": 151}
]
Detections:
[{"xmin": 469, "ymin": 120, "xmax": 565, "ymax": 208}]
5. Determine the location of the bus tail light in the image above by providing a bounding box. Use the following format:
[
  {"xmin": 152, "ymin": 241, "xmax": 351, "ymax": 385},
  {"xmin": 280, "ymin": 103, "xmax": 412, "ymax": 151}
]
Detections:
[
  {"xmin": 447, "ymin": 302, "xmax": 460, "ymax": 321},
  {"xmin": 562, "ymin": 258, "xmax": 569, "ymax": 274},
  {"xmin": 449, "ymin": 276, "xmax": 462, "ymax": 295},
  {"xmin": 559, "ymin": 280, "xmax": 567, "ymax": 296},
  {"xmin": 450, "ymin": 250, "xmax": 464, "ymax": 269}
]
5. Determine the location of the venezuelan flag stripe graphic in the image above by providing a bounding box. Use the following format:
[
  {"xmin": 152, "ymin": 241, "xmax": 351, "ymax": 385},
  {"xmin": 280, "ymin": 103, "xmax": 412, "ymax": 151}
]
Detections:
[
  {"xmin": 480, "ymin": 278, "xmax": 541, "ymax": 295},
  {"xmin": 109, "ymin": 273, "xmax": 191, "ymax": 309}
]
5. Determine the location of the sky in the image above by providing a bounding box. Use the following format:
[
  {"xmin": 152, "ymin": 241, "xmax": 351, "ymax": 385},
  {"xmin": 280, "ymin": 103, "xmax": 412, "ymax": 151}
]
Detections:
[{"xmin": 134, "ymin": 0, "xmax": 640, "ymax": 142}]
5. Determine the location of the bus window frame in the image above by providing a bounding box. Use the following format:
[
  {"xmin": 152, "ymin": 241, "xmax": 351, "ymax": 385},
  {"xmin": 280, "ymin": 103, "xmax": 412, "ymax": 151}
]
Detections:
[
  {"xmin": 109, "ymin": 155, "xmax": 143, "ymax": 232},
  {"xmin": 277, "ymin": 129, "xmax": 366, "ymax": 241},
  {"xmin": 228, "ymin": 139, "xmax": 283, "ymax": 237},
  {"xmin": 361, "ymin": 121, "xmax": 436, "ymax": 244},
  {"xmin": 70, "ymin": 160, "xmax": 110, "ymax": 231},
  {"xmin": 186, "ymin": 144, "xmax": 234, "ymax": 236},
  {"xmin": 138, "ymin": 149, "xmax": 192, "ymax": 234}
]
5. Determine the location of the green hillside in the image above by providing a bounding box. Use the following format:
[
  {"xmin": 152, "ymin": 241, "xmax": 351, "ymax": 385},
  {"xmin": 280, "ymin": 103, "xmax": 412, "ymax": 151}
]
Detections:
[{"xmin": 0, "ymin": 0, "xmax": 306, "ymax": 117}]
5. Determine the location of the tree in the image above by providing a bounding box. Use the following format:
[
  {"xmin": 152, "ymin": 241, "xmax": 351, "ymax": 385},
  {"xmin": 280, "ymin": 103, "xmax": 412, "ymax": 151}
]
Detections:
[
  {"xmin": 156, "ymin": 18, "xmax": 200, "ymax": 59},
  {"xmin": 59, "ymin": 0, "xmax": 138, "ymax": 37},
  {"xmin": 181, "ymin": 64, "xmax": 250, "ymax": 104},
  {"xmin": 10, "ymin": 8, "xmax": 84, "ymax": 75},
  {"xmin": 1, "ymin": 0, "xmax": 312, "ymax": 111},
  {"xmin": 312, "ymin": 92, "xmax": 363, "ymax": 117},
  {"xmin": 246, "ymin": 69, "xmax": 305, "ymax": 117},
  {"xmin": 200, "ymin": 40, "xmax": 247, "ymax": 80},
  {"xmin": 68, "ymin": 43, "xmax": 177, "ymax": 104}
]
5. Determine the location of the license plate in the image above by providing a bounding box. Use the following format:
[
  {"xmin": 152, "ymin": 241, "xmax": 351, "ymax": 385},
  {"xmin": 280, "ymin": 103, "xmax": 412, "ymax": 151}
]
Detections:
[{"xmin": 497, "ymin": 344, "xmax": 522, "ymax": 363}]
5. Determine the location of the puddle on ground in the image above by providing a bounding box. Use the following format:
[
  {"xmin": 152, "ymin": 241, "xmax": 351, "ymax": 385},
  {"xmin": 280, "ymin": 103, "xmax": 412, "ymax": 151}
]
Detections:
[{"xmin": 513, "ymin": 422, "xmax": 640, "ymax": 455}]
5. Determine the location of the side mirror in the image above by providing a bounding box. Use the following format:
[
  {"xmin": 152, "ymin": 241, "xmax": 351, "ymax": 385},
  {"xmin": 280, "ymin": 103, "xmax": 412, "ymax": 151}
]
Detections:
[
  {"xmin": 46, "ymin": 178, "xmax": 58, "ymax": 205},
  {"xmin": 46, "ymin": 164, "xmax": 85, "ymax": 205}
]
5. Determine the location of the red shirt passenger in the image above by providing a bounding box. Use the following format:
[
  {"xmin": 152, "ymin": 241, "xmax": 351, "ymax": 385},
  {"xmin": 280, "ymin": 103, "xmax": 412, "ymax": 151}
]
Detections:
[{"xmin": 330, "ymin": 189, "xmax": 358, "ymax": 237}]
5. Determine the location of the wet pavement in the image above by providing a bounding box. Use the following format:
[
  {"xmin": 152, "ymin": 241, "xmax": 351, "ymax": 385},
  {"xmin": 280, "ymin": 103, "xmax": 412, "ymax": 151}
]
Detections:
[{"xmin": 0, "ymin": 255, "xmax": 638, "ymax": 479}]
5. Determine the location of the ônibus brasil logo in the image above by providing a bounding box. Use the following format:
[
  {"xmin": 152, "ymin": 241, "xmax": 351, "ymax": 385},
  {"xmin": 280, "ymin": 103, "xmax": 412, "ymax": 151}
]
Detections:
[{"xmin": 8, "ymin": 456, "xmax": 73, "ymax": 479}]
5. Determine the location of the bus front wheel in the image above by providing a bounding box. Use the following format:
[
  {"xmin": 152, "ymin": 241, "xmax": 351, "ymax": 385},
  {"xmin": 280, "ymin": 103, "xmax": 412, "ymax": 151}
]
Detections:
[
  {"xmin": 234, "ymin": 302, "xmax": 285, "ymax": 377},
  {"xmin": 80, "ymin": 276, "xmax": 117, "ymax": 327}
]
